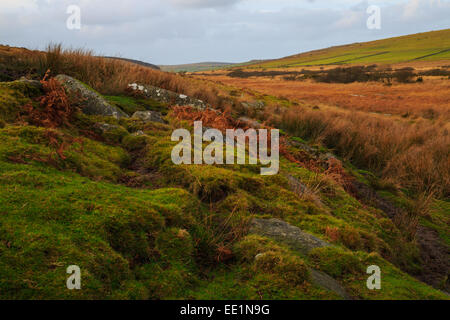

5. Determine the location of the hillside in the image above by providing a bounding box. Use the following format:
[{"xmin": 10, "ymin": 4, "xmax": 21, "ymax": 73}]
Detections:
[
  {"xmin": 0, "ymin": 44, "xmax": 449, "ymax": 300},
  {"xmin": 159, "ymin": 62, "xmax": 234, "ymax": 73},
  {"xmin": 249, "ymin": 29, "xmax": 450, "ymax": 68},
  {"xmin": 103, "ymin": 57, "xmax": 160, "ymax": 70}
]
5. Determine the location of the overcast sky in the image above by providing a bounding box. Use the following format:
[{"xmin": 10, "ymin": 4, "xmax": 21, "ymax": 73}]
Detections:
[{"xmin": 0, "ymin": 0, "xmax": 449, "ymax": 65}]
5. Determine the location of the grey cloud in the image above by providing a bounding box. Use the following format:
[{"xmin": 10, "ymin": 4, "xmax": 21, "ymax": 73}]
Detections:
[
  {"xmin": 167, "ymin": 0, "xmax": 242, "ymax": 8},
  {"xmin": 0, "ymin": 0, "xmax": 449, "ymax": 64}
]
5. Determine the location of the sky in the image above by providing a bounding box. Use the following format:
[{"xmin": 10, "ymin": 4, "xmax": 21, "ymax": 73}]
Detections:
[{"xmin": 0, "ymin": 0, "xmax": 449, "ymax": 65}]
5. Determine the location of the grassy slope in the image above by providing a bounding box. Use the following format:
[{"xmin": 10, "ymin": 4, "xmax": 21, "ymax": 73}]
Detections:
[
  {"xmin": 159, "ymin": 62, "xmax": 235, "ymax": 73},
  {"xmin": 250, "ymin": 29, "xmax": 450, "ymax": 68},
  {"xmin": 0, "ymin": 80, "xmax": 447, "ymax": 300}
]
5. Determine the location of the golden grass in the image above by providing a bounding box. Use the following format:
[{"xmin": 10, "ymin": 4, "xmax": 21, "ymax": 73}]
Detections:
[
  {"xmin": 3, "ymin": 44, "xmax": 449, "ymax": 197},
  {"xmin": 194, "ymin": 70, "xmax": 450, "ymax": 197},
  {"xmin": 194, "ymin": 73, "xmax": 450, "ymax": 120},
  {"xmin": 2, "ymin": 44, "xmax": 232, "ymax": 109},
  {"xmin": 268, "ymin": 105, "xmax": 450, "ymax": 197}
]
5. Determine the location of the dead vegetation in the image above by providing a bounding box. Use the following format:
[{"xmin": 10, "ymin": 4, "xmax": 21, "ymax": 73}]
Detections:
[
  {"xmin": 3, "ymin": 44, "xmax": 234, "ymax": 110},
  {"xmin": 19, "ymin": 70, "xmax": 76, "ymax": 128},
  {"xmin": 268, "ymin": 106, "xmax": 450, "ymax": 198}
]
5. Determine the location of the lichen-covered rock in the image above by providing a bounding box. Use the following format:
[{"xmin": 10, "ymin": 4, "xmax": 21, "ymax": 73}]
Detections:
[
  {"xmin": 132, "ymin": 111, "xmax": 165, "ymax": 124},
  {"xmin": 249, "ymin": 218, "xmax": 330, "ymax": 255},
  {"xmin": 128, "ymin": 83, "xmax": 207, "ymax": 110},
  {"xmin": 249, "ymin": 218, "xmax": 352, "ymax": 299},
  {"xmin": 241, "ymin": 100, "xmax": 265, "ymax": 110},
  {"xmin": 93, "ymin": 122, "xmax": 129, "ymax": 144},
  {"xmin": 18, "ymin": 78, "xmax": 43, "ymax": 92},
  {"xmin": 286, "ymin": 174, "xmax": 308, "ymax": 194},
  {"xmin": 55, "ymin": 75, "xmax": 129, "ymax": 119}
]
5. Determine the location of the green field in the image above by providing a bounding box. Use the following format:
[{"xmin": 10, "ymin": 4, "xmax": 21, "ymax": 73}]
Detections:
[
  {"xmin": 159, "ymin": 62, "xmax": 234, "ymax": 73},
  {"xmin": 250, "ymin": 29, "xmax": 450, "ymax": 68}
]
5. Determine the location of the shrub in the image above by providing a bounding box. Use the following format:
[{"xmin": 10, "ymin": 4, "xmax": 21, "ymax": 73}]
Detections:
[{"xmin": 393, "ymin": 69, "xmax": 416, "ymax": 83}]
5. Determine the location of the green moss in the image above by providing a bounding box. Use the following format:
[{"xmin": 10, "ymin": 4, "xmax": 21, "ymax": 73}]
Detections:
[
  {"xmin": 0, "ymin": 80, "xmax": 43, "ymax": 122},
  {"xmin": 0, "ymin": 80, "xmax": 446, "ymax": 300},
  {"xmin": 0, "ymin": 125, "xmax": 130, "ymax": 182},
  {"xmin": 234, "ymin": 235, "xmax": 309, "ymax": 285},
  {"xmin": 122, "ymin": 134, "xmax": 148, "ymax": 152},
  {"xmin": 156, "ymin": 228, "xmax": 194, "ymax": 264},
  {"xmin": 310, "ymin": 247, "xmax": 364, "ymax": 278},
  {"xmin": 106, "ymin": 95, "xmax": 169, "ymax": 115},
  {"xmin": 0, "ymin": 155, "xmax": 205, "ymax": 299},
  {"xmin": 100, "ymin": 125, "xmax": 129, "ymax": 144},
  {"xmin": 422, "ymin": 200, "xmax": 450, "ymax": 246},
  {"xmin": 309, "ymin": 247, "xmax": 448, "ymax": 300},
  {"xmin": 185, "ymin": 235, "xmax": 337, "ymax": 300}
]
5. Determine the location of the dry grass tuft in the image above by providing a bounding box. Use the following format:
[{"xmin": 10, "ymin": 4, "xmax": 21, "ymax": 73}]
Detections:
[{"xmin": 269, "ymin": 106, "xmax": 450, "ymax": 197}]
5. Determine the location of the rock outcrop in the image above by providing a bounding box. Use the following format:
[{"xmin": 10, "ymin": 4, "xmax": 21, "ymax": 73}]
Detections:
[
  {"xmin": 249, "ymin": 218, "xmax": 352, "ymax": 299},
  {"xmin": 55, "ymin": 75, "xmax": 129, "ymax": 119},
  {"xmin": 128, "ymin": 83, "xmax": 207, "ymax": 110},
  {"xmin": 250, "ymin": 218, "xmax": 330, "ymax": 255}
]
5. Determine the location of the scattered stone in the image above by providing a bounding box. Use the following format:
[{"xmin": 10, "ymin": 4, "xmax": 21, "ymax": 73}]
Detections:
[
  {"xmin": 237, "ymin": 116, "xmax": 262, "ymax": 129},
  {"xmin": 286, "ymin": 174, "xmax": 308, "ymax": 194},
  {"xmin": 56, "ymin": 75, "xmax": 129, "ymax": 119},
  {"xmin": 128, "ymin": 83, "xmax": 207, "ymax": 110},
  {"xmin": 249, "ymin": 218, "xmax": 330, "ymax": 255},
  {"xmin": 254, "ymin": 253, "xmax": 266, "ymax": 261},
  {"xmin": 18, "ymin": 77, "xmax": 43, "ymax": 91},
  {"xmin": 287, "ymin": 138, "xmax": 318, "ymax": 155},
  {"xmin": 93, "ymin": 123, "xmax": 129, "ymax": 143},
  {"xmin": 132, "ymin": 130, "xmax": 145, "ymax": 136},
  {"xmin": 131, "ymin": 111, "xmax": 165, "ymax": 124},
  {"xmin": 94, "ymin": 123, "xmax": 120, "ymax": 133},
  {"xmin": 249, "ymin": 218, "xmax": 352, "ymax": 299},
  {"xmin": 241, "ymin": 100, "xmax": 265, "ymax": 110},
  {"xmin": 310, "ymin": 269, "xmax": 353, "ymax": 300},
  {"xmin": 319, "ymin": 152, "xmax": 337, "ymax": 161}
]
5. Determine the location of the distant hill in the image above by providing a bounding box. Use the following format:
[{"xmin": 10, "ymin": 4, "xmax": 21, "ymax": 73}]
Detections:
[
  {"xmin": 104, "ymin": 57, "xmax": 160, "ymax": 70},
  {"xmin": 159, "ymin": 62, "xmax": 235, "ymax": 73},
  {"xmin": 250, "ymin": 29, "xmax": 450, "ymax": 68}
]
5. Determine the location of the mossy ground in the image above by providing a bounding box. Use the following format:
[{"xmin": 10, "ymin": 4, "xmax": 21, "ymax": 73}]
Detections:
[
  {"xmin": 0, "ymin": 81, "xmax": 448, "ymax": 300},
  {"xmin": 0, "ymin": 81, "xmax": 43, "ymax": 121},
  {"xmin": 105, "ymin": 95, "xmax": 169, "ymax": 116}
]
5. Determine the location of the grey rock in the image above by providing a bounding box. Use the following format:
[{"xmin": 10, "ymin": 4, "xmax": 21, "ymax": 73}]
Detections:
[
  {"xmin": 128, "ymin": 83, "xmax": 207, "ymax": 110},
  {"xmin": 286, "ymin": 174, "xmax": 308, "ymax": 194},
  {"xmin": 249, "ymin": 218, "xmax": 352, "ymax": 299},
  {"xmin": 285, "ymin": 174, "xmax": 325, "ymax": 208},
  {"xmin": 237, "ymin": 117, "xmax": 262, "ymax": 129},
  {"xmin": 249, "ymin": 218, "xmax": 330, "ymax": 255},
  {"xmin": 241, "ymin": 100, "xmax": 265, "ymax": 110},
  {"xmin": 55, "ymin": 75, "xmax": 129, "ymax": 119},
  {"xmin": 94, "ymin": 123, "xmax": 120, "ymax": 133},
  {"xmin": 132, "ymin": 111, "xmax": 165, "ymax": 124},
  {"xmin": 18, "ymin": 78, "xmax": 43, "ymax": 91},
  {"xmin": 132, "ymin": 130, "xmax": 146, "ymax": 136},
  {"xmin": 310, "ymin": 269, "xmax": 353, "ymax": 300}
]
